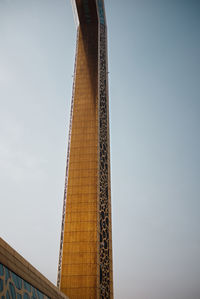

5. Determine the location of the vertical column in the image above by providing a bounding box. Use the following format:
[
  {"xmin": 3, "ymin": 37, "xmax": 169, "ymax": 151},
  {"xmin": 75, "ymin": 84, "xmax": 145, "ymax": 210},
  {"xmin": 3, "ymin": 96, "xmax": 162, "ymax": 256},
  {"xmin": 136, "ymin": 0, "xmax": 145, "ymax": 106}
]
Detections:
[
  {"xmin": 97, "ymin": 0, "xmax": 113, "ymax": 298},
  {"xmin": 58, "ymin": 1, "xmax": 113, "ymax": 298},
  {"xmin": 59, "ymin": 7, "xmax": 100, "ymax": 298}
]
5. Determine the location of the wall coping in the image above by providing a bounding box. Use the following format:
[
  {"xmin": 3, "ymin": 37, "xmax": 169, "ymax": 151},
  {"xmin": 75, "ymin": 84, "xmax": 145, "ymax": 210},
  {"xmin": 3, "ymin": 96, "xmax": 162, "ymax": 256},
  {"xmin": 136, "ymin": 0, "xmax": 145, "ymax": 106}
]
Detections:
[{"xmin": 0, "ymin": 237, "xmax": 69, "ymax": 299}]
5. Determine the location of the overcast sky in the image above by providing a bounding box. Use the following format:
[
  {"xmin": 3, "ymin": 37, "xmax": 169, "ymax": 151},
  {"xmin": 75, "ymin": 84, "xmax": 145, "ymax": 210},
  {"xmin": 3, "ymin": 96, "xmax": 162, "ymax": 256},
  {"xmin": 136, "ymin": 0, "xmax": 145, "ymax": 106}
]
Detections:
[{"xmin": 0, "ymin": 1, "xmax": 200, "ymax": 298}]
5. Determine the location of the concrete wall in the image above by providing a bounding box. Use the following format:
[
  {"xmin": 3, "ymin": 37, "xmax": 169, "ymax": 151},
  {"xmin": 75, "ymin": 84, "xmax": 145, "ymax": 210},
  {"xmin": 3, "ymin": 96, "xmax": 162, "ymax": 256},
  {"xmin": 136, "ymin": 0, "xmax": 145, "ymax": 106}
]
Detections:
[{"xmin": 0, "ymin": 238, "xmax": 69, "ymax": 299}]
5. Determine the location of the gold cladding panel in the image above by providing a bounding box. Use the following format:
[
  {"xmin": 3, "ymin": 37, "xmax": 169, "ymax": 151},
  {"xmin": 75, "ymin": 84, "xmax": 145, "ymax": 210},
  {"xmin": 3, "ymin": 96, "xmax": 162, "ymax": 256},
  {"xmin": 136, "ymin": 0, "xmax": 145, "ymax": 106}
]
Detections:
[
  {"xmin": 62, "ymin": 287, "xmax": 99, "ymax": 299},
  {"xmin": 61, "ymin": 275, "xmax": 97, "ymax": 288},
  {"xmin": 60, "ymin": 23, "xmax": 99, "ymax": 299}
]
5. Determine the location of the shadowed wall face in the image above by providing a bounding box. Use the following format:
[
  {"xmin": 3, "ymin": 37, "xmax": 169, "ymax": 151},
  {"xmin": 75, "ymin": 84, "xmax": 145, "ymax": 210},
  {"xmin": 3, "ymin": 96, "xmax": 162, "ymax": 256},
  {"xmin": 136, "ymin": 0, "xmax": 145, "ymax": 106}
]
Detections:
[{"xmin": 59, "ymin": 1, "xmax": 113, "ymax": 298}]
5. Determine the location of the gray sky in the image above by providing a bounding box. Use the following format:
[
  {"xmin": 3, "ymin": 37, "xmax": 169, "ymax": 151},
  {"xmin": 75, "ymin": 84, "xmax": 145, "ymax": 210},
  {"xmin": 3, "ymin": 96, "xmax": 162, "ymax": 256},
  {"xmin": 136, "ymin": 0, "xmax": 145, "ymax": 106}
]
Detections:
[{"xmin": 0, "ymin": 1, "xmax": 200, "ymax": 298}]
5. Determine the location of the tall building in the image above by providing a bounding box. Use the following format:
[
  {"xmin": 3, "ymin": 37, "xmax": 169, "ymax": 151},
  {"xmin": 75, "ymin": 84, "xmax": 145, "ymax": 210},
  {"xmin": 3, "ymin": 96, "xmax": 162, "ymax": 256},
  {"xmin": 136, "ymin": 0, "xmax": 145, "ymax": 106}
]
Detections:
[{"xmin": 57, "ymin": 0, "xmax": 113, "ymax": 298}]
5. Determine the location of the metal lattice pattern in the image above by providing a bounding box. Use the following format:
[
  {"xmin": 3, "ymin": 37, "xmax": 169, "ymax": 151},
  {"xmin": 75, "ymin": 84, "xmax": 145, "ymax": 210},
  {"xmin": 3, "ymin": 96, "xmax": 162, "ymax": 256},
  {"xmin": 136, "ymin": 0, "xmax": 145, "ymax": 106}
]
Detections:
[{"xmin": 99, "ymin": 23, "xmax": 112, "ymax": 299}]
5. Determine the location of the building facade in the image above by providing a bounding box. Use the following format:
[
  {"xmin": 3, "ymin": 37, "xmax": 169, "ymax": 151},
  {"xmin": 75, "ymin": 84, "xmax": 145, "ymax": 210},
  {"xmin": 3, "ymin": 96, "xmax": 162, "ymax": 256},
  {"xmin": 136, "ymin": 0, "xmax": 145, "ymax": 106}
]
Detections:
[
  {"xmin": 0, "ymin": 238, "xmax": 69, "ymax": 299},
  {"xmin": 57, "ymin": 0, "xmax": 113, "ymax": 298}
]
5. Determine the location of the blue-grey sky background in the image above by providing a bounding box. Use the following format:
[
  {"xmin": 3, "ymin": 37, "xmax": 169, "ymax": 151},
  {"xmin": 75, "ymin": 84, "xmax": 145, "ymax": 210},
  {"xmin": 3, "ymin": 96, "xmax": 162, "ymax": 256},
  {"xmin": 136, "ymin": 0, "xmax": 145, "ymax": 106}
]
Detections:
[{"xmin": 0, "ymin": 0, "xmax": 200, "ymax": 298}]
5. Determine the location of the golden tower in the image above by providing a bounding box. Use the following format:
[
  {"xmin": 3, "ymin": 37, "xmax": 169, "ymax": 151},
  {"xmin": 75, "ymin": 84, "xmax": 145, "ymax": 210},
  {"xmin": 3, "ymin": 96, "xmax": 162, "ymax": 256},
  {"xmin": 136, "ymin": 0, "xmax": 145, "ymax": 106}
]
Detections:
[{"xmin": 57, "ymin": 1, "xmax": 113, "ymax": 298}]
